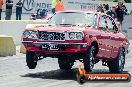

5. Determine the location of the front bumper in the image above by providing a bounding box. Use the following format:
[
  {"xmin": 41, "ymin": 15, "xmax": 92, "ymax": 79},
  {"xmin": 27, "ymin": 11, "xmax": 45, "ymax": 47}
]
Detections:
[{"xmin": 22, "ymin": 41, "xmax": 88, "ymax": 53}]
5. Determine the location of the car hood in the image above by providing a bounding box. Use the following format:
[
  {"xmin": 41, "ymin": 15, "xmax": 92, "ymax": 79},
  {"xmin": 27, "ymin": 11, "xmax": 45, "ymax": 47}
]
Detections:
[{"xmin": 25, "ymin": 24, "xmax": 86, "ymax": 32}]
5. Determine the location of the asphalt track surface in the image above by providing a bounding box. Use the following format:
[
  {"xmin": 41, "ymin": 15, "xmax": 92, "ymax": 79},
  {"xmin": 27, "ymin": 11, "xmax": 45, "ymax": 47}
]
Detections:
[{"xmin": 0, "ymin": 40, "xmax": 132, "ymax": 87}]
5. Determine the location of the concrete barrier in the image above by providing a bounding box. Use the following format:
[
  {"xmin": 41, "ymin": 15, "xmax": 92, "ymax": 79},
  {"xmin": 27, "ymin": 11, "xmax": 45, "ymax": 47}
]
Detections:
[{"xmin": 0, "ymin": 35, "xmax": 16, "ymax": 57}]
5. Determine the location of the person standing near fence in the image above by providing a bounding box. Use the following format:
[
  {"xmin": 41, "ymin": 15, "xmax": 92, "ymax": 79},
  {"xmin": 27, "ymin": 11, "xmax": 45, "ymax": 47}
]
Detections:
[
  {"xmin": 16, "ymin": 0, "xmax": 23, "ymax": 20},
  {"xmin": 55, "ymin": 0, "xmax": 64, "ymax": 12},
  {"xmin": 51, "ymin": 0, "xmax": 56, "ymax": 14},
  {"xmin": 96, "ymin": 4, "xmax": 104, "ymax": 13},
  {"xmin": 0, "ymin": 0, "xmax": 3, "ymax": 20},
  {"xmin": 5, "ymin": 0, "xmax": 13, "ymax": 20},
  {"xmin": 116, "ymin": 2, "xmax": 125, "ymax": 25},
  {"xmin": 51, "ymin": 0, "xmax": 64, "ymax": 14},
  {"xmin": 106, "ymin": 6, "xmax": 117, "ymax": 21}
]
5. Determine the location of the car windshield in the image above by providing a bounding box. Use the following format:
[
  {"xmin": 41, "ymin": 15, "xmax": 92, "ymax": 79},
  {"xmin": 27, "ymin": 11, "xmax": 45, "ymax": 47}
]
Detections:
[{"xmin": 48, "ymin": 12, "xmax": 97, "ymax": 27}]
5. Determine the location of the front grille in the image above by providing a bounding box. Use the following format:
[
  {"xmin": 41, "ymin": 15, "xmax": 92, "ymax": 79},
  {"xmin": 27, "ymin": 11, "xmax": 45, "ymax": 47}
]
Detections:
[{"xmin": 39, "ymin": 31, "xmax": 65, "ymax": 40}]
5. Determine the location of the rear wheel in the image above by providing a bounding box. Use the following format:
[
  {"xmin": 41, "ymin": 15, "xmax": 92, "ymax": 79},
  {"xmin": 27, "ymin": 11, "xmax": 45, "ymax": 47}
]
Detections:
[
  {"xmin": 83, "ymin": 46, "xmax": 96, "ymax": 72},
  {"xmin": 108, "ymin": 48, "xmax": 125, "ymax": 73},
  {"xmin": 58, "ymin": 57, "xmax": 74, "ymax": 70},
  {"xmin": 26, "ymin": 51, "xmax": 37, "ymax": 69}
]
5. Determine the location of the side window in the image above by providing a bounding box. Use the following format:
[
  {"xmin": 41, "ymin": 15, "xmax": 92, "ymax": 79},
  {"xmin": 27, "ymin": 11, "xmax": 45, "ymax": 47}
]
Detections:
[
  {"xmin": 106, "ymin": 17, "xmax": 115, "ymax": 33},
  {"xmin": 86, "ymin": 14, "xmax": 97, "ymax": 28},
  {"xmin": 99, "ymin": 16, "xmax": 107, "ymax": 31}
]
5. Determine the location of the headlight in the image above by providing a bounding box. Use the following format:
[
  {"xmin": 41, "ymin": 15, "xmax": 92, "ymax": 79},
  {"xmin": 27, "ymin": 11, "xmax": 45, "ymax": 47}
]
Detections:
[
  {"xmin": 69, "ymin": 32, "xmax": 76, "ymax": 39},
  {"xmin": 67, "ymin": 32, "xmax": 84, "ymax": 40},
  {"xmin": 23, "ymin": 30, "xmax": 38, "ymax": 39},
  {"xmin": 76, "ymin": 32, "xmax": 83, "ymax": 40}
]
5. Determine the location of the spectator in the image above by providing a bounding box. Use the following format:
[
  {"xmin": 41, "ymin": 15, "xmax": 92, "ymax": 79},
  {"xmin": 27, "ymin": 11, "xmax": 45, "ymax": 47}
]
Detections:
[
  {"xmin": 106, "ymin": 6, "xmax": 117, "ymax": 20},
  {"xmin": 105, "ymin": 4, "xmax": 109, "ymax": 11},
  {"xmin": 102, "ymin": 4, "xmax": 109, "ymax": 13},
  {"xmin": 0, "ymin": 0, "xmax": 3, "ymax": 20},
  {"xmin": 16, "ymin": 0, "xmax": 23, "ymax": 20},
  {"xmin": 97, "ymin": 4, "xmax": 104, "ymax": 13},
  {"xmin": 51, "ymin": 0, "xmax": 56, "ymax": 14},
  {"xmin": 116, "ymin": 2, "xmax": 125, "ymax": 25},
  {"xmin": 5, "ymin": 0, "xmax": 13, "ymax": 20},
  {"xmin": 122, "ymin": 5, "xmax": 128, "ymax": 15},
  {"xmin": 51, "ymin": 0, "xmax": 64, "ymax": 14},
  {"xmin": 55, "ymin": 0, "xmax": 64, "ymax": 12}
]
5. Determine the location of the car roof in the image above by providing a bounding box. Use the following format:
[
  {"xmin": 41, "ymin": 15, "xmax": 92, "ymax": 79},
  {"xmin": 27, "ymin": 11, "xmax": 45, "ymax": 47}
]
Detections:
[{"xmin": 57, "ymin": 10, "xmax": 106, "ymax": 15}]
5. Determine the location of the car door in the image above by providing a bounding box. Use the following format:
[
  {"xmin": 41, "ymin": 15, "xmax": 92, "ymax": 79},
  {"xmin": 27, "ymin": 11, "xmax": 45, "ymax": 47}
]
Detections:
[
  {"xmin": 106, "ymin": 16, "xmax": 120, "ymax": 58},
  {"xmin": 97, "ymin": 15, "xmax": 111, "ymax": 58}
]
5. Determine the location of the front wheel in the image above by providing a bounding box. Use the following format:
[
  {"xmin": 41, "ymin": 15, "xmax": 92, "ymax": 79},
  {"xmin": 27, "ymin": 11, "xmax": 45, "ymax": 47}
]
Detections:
[
  {"xmin": 26, "ymin": 51, "xmax": 37, "ymax": 69},
  {"xmin": 108, "ymin": 48, "xmax": 125, "ymax": 73},
  {"xmin": 83, "ymin": 46, "xmax": 96, "ymax": 72}
]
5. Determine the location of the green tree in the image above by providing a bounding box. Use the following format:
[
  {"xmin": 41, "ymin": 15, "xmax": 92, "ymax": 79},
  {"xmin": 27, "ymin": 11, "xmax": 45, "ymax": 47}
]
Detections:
[
  {"xmin": 113, "ymin": 0, "xmax": 119, "ymax": 2},
  {"xmin": 124, "ymin": 0, "xmax": 131, "ymax": 3},
  {"xmin": 113, "ymin": 0, "xmax": 131, "ymax": 3}
]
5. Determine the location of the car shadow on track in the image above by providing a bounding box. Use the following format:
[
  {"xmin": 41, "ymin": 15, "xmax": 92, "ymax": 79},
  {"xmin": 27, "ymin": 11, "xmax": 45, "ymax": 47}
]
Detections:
[
  {"xmin": 21, "ymin": 68, "xmax": 78, "ymax": 81},
  {"xmin": 21, "ymin": 68, "xmax": 128, "ymax": 81}
]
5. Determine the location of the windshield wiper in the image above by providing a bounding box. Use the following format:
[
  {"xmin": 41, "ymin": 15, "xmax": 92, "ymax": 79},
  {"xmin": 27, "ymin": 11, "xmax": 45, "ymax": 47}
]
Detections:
[
  {"xmin": 57, "ymin": 24, "xmax": 78, "ymax": 27},
  {"xmin": 58, "ymin": 24, "xmax": 85, "ymax": 26},
  {"xmin": 58, "ymin": 24, "xmax": 74, "ymax": 25},
  {"xmin": 82, "ymin": 24, "xmax": 91, "ymax": 27}
]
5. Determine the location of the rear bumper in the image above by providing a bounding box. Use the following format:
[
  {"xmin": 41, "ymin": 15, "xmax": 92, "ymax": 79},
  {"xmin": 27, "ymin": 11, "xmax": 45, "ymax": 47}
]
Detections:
[{"xmin": 22, "ymin": 41, "xmax": 88, "ymax": 54}]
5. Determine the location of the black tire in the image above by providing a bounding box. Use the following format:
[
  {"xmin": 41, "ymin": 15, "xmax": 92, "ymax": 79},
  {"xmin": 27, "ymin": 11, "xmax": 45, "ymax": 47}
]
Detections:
[
  {"xmin": 108, "ymin": 48, "xmax": 125, "ymax": 73},
  {"xmin": 26, "ymin": 51, "xmax": 37, "ymax": 69},
  {"xmin": 58, "ymin": 58, "xmax": 74, "ymax": 70},
  {"xmin": 77, "ymin": 74, "xmax": 86, "ymax": 84},
  {"xmin": 83, "ymin": 46, "xmax": 96, "ymax": 72}
]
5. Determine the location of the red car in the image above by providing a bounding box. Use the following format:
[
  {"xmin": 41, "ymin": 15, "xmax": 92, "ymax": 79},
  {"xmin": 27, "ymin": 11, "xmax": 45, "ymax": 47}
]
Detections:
[{"xmin": 22, "ymin": 10, "xmax": 129, "ymax": 73}]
